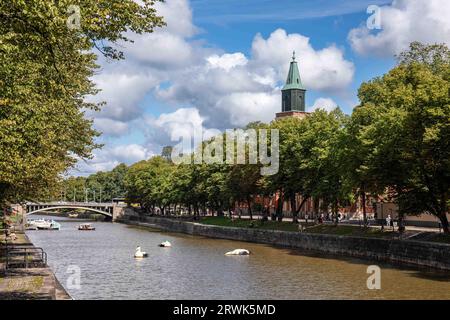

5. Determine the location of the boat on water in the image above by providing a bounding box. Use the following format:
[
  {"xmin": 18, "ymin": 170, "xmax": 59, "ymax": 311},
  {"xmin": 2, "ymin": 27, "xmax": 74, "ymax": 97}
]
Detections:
[
  {"xmin": 68, "ymin": 213, "xmax": 78, "ymax": 218},
  {"xmin": 225, "ymin": 249, "xmax": 250, "ymax": 256},
  {"xmin": 28, "ymin": 219, "xmax": 60, "ymax": 230},
  {"xmin": 78, "ymin": 223, "xmax": 95, "ymax": 231},
  {"xmin": 134, "ymin": 246, "xmax": 148, "ymax": 258},
  {"xmin": 159, "ymin": 241, "xmax": 172, "ymax": 247}
]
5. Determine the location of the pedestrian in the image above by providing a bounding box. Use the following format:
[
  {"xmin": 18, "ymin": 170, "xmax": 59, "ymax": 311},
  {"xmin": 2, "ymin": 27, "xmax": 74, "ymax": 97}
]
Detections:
[{"xmin": 386, "ymin": 214, "xmax": 391, "ymax": 228}]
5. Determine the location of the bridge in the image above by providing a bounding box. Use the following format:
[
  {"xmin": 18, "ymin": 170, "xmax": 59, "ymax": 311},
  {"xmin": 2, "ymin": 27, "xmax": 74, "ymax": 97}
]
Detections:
[{"xmin": 22, "ymin": 202, "xmax": 126, "ymax": 221}]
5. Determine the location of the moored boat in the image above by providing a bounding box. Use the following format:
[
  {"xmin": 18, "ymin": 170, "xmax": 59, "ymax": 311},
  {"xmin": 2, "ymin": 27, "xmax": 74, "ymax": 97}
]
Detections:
[
  {"xmin": 78, "ymin": 223, "xmax": 95, "ymax": 231},
  {"xmin": 31, "ymin": 219, "xmax": 60, "ymax": 230}
]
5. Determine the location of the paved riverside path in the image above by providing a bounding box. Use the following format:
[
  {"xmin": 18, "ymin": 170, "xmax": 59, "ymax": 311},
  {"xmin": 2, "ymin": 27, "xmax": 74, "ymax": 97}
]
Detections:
[
  {"xmin": 0, "ymin": 233, "xmax": 71, "ymax": 300},
  {"xmin": 235, "ymin": 215, "xmax": 443, "ymax": 233}
]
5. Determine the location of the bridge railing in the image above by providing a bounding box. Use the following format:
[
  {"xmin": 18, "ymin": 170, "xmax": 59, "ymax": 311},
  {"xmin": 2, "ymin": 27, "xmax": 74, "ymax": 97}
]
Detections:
[{"xmin": 26, "ymin": 202, "xmax": 114, "ymax": 206}]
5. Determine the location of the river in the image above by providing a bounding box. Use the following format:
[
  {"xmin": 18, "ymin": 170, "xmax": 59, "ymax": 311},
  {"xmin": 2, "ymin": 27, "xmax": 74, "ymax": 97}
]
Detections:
[{"xmin": 26, "ymin": 215, "xmax": 450, "ymax": 300}]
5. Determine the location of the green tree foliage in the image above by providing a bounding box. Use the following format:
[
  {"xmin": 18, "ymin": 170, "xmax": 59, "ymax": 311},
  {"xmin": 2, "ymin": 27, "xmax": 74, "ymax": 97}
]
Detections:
[
  {"xmin": 298, "ymin": 109, "xmax": 351, "ymax": 223},
  {"xmin": 0, "ymin": 0, "xmax": 164, "ymax": 206},
  {"xmin": 124, "ymin": 156, "xmax": 175, "ymax": 213},
  {"xmin": 353, "ymin": 42, "xmax": 450, "ymax": 232},
  {"xmin": 60, "ymin": 163, "xmax": 128, "ymax": 202}
]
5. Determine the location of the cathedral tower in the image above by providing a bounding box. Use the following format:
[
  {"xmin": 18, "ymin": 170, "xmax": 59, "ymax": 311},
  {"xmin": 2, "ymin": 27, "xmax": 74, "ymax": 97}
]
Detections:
[{"xmin": 276, "ymin": 51, "xmax": 308, "ymax": 119}]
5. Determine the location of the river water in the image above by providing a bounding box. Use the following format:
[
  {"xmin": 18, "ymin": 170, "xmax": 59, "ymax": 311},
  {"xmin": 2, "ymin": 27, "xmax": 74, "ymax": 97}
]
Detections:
[{"xmin": 26, "ymin": 215, "xmax": 450, "ymax": 300}]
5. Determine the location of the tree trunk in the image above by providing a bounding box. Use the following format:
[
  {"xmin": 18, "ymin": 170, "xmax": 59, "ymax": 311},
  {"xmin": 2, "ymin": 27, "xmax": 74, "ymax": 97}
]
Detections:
[
  {"xmin": 439, "ymin": 212, "xmax": 450, "ymax": 234},
  {"xmin": 334, "ymin": 201, "xmax": 339, "ymax": 225},
  {"xmin": 398, "ymin": 212, "xmax": 405, "ymax": 232},
  {"xmin": 247, "ymin": 197, "xmax": 253, "ymax": 220},
  {"xmin": 295, "ymin": 197, "xmax": 308, "ymax": 214},
  {"xmin": 361, "ymin": 189, "xmax": 367, "ymax": 227},
  {"xmin": 276, "ymin": 191, "xmax": 283, "ymax": 222},
  {"xmin": 438, "ymin": 194, "xmax": 449, "ymax": 234},
  {"xmin": 290, "ymin": 196, "xmax": 298, "ymax": 223},
  {"xmin": 314, "ymin": 197, "xmax": 320, "ymax": 219},
  {"xmin": 262, "ymin": 205, "xmax": 268, "ymax": 222}
]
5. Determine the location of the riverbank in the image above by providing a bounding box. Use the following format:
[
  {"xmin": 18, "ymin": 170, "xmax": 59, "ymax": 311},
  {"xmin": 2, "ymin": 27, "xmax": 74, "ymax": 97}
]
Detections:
[
  {"xmin": 118, "ymin": 216, "xmax": 450, "ymax": 271},
  {"xmin": 0, "ymin": 232, "xmax": 72, "ymax": 300}
]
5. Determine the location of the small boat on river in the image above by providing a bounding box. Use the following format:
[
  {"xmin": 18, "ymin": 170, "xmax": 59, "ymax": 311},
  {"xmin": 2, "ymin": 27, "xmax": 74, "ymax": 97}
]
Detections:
[
  {"xmin": 225, "ymin": 249, "xmax": 250, "ymax": 256},
  {"xmin": 134, "ymin": 246, "xmax": 148, "ymax": 258},
  {"xmin": 78, "ymin": 223, "xmax": 95, "ymax": 231},
  {"xmin": 159, "ymin": 241, "xmax": 172, "ymax": 247},
  {"xmin": 29, "ymin": 219, "xmax": 60, "ymax": 230}
]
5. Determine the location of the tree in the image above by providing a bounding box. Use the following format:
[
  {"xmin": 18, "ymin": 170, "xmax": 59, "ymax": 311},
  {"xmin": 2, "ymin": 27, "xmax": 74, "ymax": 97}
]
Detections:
[
  {"xmin": 161, "ymin": 146, "xmax": 173, "ymax": 162},
  {"xmin": 357, "ymin": 42, "xmax": 450, "ymax": 233},
  {"xmin": 341, "ymin": 104, "xmax": 383, "ymax": 226},
  {"xmin": 0, "ymin": 0, "xmax": 164, "ymax": 206},
  {"xmin": 268, "ymin": 117, "xmax": 300, "ymax": 222},
  {"xmin": 300, "ymin": 109, "xmax": 351, "ymax": 224}
]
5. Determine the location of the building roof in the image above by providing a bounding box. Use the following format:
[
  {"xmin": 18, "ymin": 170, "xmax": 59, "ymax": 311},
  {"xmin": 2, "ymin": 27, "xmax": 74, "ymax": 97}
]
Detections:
[{"xmin": 282, "ymin": 51, "xmax": 306, "ymax": 91}]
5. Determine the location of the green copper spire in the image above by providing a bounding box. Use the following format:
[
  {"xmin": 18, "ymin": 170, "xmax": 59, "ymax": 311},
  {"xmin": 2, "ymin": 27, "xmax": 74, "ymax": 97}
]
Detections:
[
  {"xmin": 282, "ymin": 51, "xmax": 305, "ymax": 91},
  {"xmin": 281, "ymin": 51, "xmax": 306, "ymax": 112}
]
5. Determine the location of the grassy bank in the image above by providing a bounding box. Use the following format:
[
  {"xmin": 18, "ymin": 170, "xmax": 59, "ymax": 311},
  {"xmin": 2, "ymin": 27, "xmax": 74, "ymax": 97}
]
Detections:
[
  {"xmin": 201, "ymin": 216, "xmax": 314, "ymax": 232},
  {"xmin": 304, "ymin": 224, "xmax": 406, "ymax": 239},
  {"xmin": 199, "ymin": 217, "xmax": 418, "ymax": 240}
]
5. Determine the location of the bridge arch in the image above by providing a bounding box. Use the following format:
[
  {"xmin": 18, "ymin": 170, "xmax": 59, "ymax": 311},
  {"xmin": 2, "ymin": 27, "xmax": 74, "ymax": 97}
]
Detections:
[{"xmin": 26, "ymin": 206, "xmax": 112, "ymax": 218}]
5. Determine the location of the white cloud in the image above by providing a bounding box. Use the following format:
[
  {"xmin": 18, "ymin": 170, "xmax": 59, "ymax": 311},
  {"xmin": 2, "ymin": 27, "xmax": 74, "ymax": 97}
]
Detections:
[
  {"xmin": 142, "ymin": 108, "xmax": 208, "ymax": 155},
  {"xmin": 88, "ymin": 71, "xmax": 158, "ymax": 122},
  {"xmin": 216, "ymin": 91, "xmax": 279, "ymax": 127},
  {"xmin": 348, "ymin": 0, "xmax": 450, "ymax": 56},
  {"xmin": 71, "ymin": 144, "xmax": 153, "ymax": 176},
  {"xmin": 126, "ymin": 32, "xmax": 195, "ymax": 68},
  {"xmin": 251, "ymin": 29, "xmax": 355, "ymax": 91},
  {"xmin": 94, "ymin": 118, "xmax": 129, "ymax": 136},
  {"xmin": 207, "ymin": 53, "xmax": 248, "ymax": 72},
  {"xmin": 153, "ymin": 107, "xmax": 205, "ymax": 142},
  {"xmin": 154, "ymin": 0, "xmax": 198, "ymax": 38},
  {"xmin": 308, "ymin": 97, "xmax": 338, "ymax": 112}
]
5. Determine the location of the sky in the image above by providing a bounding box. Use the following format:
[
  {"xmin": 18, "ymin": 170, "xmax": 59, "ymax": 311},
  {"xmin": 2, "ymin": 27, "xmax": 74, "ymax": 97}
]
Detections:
[{"xmin": 71, "ymin": 0, "xmax": 450, "ymax": 176}]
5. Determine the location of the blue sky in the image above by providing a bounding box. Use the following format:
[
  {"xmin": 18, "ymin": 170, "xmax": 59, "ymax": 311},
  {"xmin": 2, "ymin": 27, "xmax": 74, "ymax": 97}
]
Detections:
[
  {"xmin": 188, "ymin": 0, "xmax": 396, "ymax": 112},
  {"xmin": 73, "ymin": 0, "xmax": 450, "ymax": 176}
]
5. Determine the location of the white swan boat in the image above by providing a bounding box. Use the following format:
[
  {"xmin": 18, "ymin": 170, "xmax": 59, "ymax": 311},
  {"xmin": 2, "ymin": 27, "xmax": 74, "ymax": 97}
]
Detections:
[
  {"xmin": 225, "ymin": 249, "xmax": 250, "ymax": 256},
  {"xmin": 159, "ymin": 241, "xmax": 172, "ymax": 247},
  {"xmin": 134, "ymin": 246, "xmax": 148, "ymax": 258}
]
